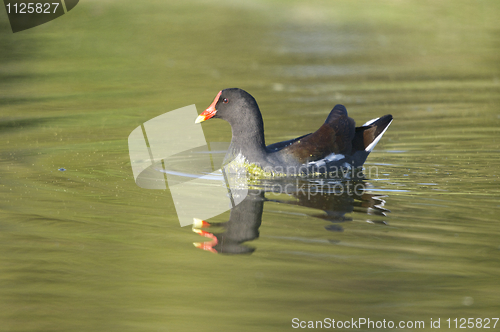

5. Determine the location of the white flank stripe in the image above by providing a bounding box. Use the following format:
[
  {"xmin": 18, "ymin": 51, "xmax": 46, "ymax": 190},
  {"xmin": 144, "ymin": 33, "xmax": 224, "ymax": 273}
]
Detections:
[
  {"xmin": 325, "ymin": 153, "xmax": 345, "ymax": 162},
  {"xmin": 308, "ymin": 153, "xmax": 345, "ymax": 167}
]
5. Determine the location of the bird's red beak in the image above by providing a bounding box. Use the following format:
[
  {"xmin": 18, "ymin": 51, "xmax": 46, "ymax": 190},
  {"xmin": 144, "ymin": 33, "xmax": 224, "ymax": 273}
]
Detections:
[{"xmin": 195, "ymin": 90, "xmax": 222, "ymax": 123}]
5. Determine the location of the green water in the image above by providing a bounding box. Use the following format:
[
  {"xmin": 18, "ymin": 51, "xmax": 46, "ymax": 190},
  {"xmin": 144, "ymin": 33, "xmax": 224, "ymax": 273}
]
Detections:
[{"xmin": 1, "ymin": 0, "xmax": 499, "ymax": 331}]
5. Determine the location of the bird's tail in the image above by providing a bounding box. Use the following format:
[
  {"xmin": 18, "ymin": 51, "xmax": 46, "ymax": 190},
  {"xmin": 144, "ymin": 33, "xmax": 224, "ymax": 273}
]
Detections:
[
  {"xmin": 353, "ymin": 115, "xmax": 393, "ymax": 152},
  {"xmin": 351, "ymin": 114, "xmax": 393, "ymax": 166}
]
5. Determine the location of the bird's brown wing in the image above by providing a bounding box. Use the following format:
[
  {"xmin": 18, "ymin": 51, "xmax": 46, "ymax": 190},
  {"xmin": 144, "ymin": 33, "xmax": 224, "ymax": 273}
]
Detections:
[{"xmin": 275, "ymin": 105, "xmax": 356, "ymax": 164}]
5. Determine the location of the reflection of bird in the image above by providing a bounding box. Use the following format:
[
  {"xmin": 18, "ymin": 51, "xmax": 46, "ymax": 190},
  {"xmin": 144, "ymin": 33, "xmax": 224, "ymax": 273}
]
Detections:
[
  {"xmin": 265, "ymin": 180, "xmax": 389, "ymax": 225},
  {"xmin": 192, "ymin": 183, "xmax": 390, "ymax": 255},
  {"xmin": 192, "ymin": 190, "xmax": 264, "ymax": 254},
  {"xmin": 196, "ymin": 88, "xmax": 392, "ymax": 174}
]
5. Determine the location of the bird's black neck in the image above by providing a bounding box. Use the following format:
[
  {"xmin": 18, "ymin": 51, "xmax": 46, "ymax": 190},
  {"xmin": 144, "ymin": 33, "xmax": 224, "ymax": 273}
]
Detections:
[{"xmin": 226, "ymin": 113, "xmax": 267, "ymax": 163}]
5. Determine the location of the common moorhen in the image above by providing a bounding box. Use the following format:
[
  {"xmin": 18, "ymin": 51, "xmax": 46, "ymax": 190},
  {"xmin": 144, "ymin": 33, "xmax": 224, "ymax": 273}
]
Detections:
[{"xmin": 195, "ymin": 88, "xmax": 392, "ymax": 175}]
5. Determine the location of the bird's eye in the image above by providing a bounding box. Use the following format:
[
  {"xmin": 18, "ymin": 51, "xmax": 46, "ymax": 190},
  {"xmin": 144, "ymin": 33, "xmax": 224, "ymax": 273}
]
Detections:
[{"xmin": 222, "ymin": 98, "xmax": 228, "ymax": 104}]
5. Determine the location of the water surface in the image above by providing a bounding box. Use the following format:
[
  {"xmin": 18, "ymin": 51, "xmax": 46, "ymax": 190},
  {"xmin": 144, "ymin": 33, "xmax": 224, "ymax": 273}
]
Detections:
[{"xmin": 1, "ymin": 1, "xmax": 499, "ymax": 331}]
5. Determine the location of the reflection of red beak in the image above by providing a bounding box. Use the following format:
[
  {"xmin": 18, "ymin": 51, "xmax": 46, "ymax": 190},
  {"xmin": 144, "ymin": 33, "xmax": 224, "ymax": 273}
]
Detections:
[
  {"xmin": 192, "ymin": 228, "xmax": 218, "ymax": 253},
  {"xmin": 195, "ymin": 90, "xmax": 221, "ymax": 123}
]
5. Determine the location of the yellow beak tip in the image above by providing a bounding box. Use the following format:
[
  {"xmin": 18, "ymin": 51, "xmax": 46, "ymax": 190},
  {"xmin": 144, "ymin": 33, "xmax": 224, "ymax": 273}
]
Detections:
[
  {"xmin": 195, "ymin": 115, "xmax": 205, "ymax": 124},
  {"xmin": 192, "ymin": 218, "xmax": 204, "ymax": 228}
]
